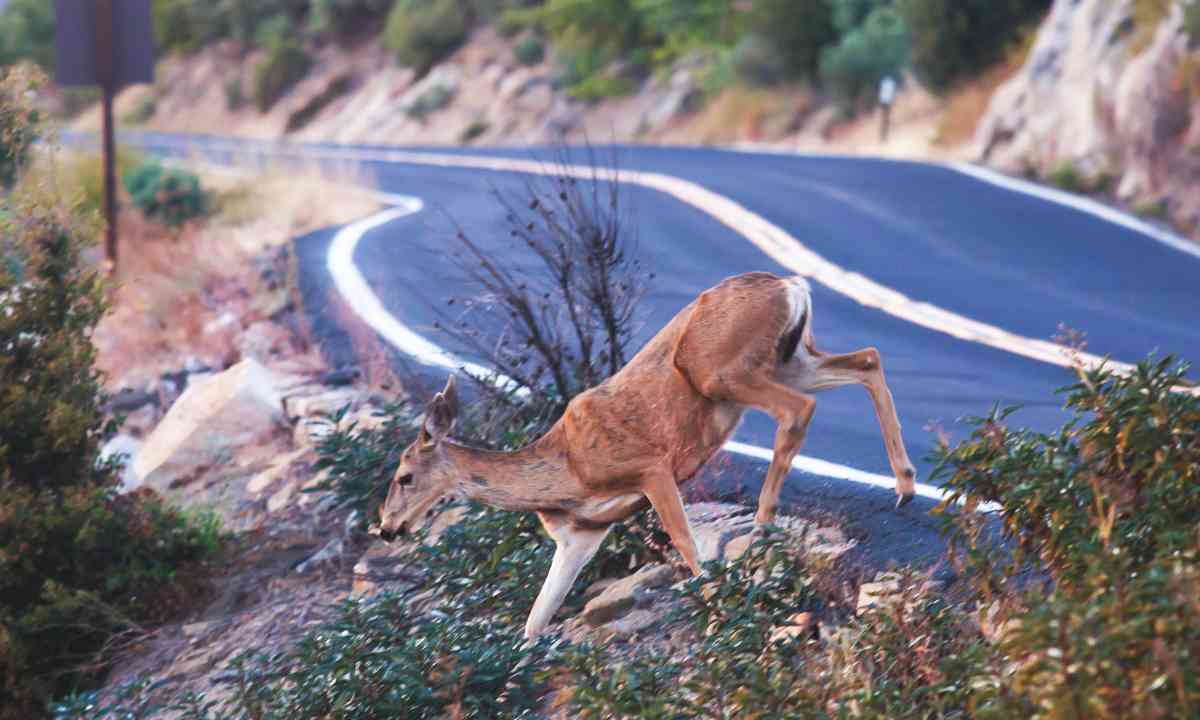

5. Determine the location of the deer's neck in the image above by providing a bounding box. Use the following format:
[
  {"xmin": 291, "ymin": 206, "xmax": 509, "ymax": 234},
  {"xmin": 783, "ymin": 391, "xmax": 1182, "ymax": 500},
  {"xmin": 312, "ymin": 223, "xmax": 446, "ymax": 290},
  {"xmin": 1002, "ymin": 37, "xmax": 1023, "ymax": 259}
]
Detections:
[{"xmin": 444, "ymin": 427, "xmax": 577, "ymax": 512}]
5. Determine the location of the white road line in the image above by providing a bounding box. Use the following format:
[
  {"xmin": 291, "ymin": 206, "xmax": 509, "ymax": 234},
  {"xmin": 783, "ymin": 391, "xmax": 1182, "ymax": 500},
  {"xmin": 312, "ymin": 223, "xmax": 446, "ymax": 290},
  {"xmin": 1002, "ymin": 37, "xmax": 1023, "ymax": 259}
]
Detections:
[
  {"xmin": 329, "ymin": 195, "xmax": 975, "ymax": 508},
  {"xmin": 947, "ymin": 162, "xmax": 1200, "ymax": 262}
]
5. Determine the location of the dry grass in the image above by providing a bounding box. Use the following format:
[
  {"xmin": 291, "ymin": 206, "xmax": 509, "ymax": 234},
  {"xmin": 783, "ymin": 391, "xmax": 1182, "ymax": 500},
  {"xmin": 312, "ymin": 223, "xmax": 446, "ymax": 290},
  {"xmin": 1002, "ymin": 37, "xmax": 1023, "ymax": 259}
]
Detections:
[
  {"xmin": 91, "ymin": 158, "xmax": 381, "ymax": 388},
  {"xmin": 687, "ymin": 86, "xmax": 814, "ymax": 145},
  {"xmin": 935, "ymin": 28, "xmax": 1038, "ymax": 147}
]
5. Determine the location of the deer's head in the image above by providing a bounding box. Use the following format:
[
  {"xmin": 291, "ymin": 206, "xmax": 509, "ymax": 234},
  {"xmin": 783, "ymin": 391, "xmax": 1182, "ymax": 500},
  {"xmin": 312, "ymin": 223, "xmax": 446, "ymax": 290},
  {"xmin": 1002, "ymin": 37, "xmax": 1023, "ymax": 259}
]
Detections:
[{"xmin": 376, "ymin": 376, "xmax": 459, "ymax": 542}]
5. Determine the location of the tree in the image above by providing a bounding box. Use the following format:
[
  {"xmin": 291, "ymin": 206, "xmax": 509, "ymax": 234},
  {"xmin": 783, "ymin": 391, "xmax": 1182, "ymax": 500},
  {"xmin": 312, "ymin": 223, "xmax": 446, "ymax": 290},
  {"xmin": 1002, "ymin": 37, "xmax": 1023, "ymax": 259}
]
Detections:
[
  {"xmin": 819, "ymin": 5, "xmax": 909, "ymax": 108},
  {"xmin": 749, "ymin": 0, "xmax": 837, "ymax": 81},
  {"xmin": 0, "ymin": 0, "xmax": 55, "ymax": 70},
  {"xmin": 899, "ymin": 0, "xmax": 1050, "ymax": 93}
]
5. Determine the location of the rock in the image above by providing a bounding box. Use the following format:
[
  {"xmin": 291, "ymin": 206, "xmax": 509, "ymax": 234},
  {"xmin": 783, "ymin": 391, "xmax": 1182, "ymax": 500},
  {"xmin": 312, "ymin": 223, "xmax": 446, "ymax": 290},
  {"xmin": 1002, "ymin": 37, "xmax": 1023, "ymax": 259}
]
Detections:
[
  {"xmin": 581, "ymin": 564, "xmax": 676, "ymax": 626},
  {"xmin": 581, "ymin": 576, "xmax": 620, "ymax": 603},
  {"xmin": 133, "ymin": 359, "xmax": 287, "ymax": 517},
  {"xmin": 106, "ymin": 386, "xmax": 159, "ymax": 413},
  {"xmin": 398, "ymin": 65, "xmax": 459, "ymax": 118},
  {"xmin": 856, "ymin": 572, "xmax": 902, "ymax": 615},
  {"xmin": 856, "ymin": 572, "xmax": 944, "ymax": 616},
  {"xmin": 246, "ymin": 448, "xmax": 309, "ymax": 495},
  {"xmin": 100, "ymin": 434, "xmax": 144, "ymax": 492},
  {"xmin": 295, "ymin": 537, "xmax": 345, "ymax": 574},
  {"xmin": 283, "ymin": 388, "xmax": 360, "ymax": 421},
  {"xmin": 236, "ymin": 321, "xmax": 294, "ymax": 363},
  {"xmin": 600, "ymin": 608, "xmax": 659, "ymax": 638},
  {"xmin": 768, "ymin": 612, "xmax": 816, "ymax": 644}
]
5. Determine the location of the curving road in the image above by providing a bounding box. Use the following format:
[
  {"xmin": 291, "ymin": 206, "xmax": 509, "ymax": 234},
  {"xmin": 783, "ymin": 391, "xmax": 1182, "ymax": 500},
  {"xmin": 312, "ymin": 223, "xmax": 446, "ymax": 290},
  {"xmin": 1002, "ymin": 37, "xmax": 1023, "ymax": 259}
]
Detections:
[{"xmin": 123, "ymin": 132, "xmax": 1200, "ymax": 567}]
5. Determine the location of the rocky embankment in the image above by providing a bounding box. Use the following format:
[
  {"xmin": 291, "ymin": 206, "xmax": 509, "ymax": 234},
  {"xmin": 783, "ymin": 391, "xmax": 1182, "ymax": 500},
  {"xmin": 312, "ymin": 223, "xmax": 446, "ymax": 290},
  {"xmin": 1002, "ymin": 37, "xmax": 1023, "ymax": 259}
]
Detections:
[{"xmin": 977, "ymin": 0, "xmax": 1200, "ymax": 236}]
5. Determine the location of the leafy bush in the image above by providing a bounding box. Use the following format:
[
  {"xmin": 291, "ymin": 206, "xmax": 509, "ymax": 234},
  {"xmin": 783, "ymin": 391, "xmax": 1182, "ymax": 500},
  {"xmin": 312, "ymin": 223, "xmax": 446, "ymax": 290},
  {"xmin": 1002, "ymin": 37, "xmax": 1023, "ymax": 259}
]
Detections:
[
  {"xmin": 307, "ymin": 0, "xmax": 396, "ymax": 37},
  {"xmin": 253, "ymin": 39, "xmax": 313, "ymax": 112},
  {"xmin": 384, "ymin": 0, "xmax": 471, "ymax": 76},
  {"xmin": 309, "ymin": 402, "xmax": 420, "ymax": 524},
  {"xmin": 122, "ymin": 159, "xmax": 209, "ymax": 227},
  {"xmin": 225, "ymin": 76, "xmax": 245, "ymax": 110},
  {"xmin": 1, "ymin": 95, "xmax": 222, "ymax": 716},
  {"xmin": 513, "ymin": 35, "xmax": 546, "ymax": 65},
  {"xmin": 749, "ymin": 0, "xmax": 837, "ymax": 82},
  {"xmin": 59, "ymin": 147, "xmax": 146, "ymax": 220},
  {"xmin": 0, "ymin": 0, "xmax": 56, "ymax": 70},
  {"xmin": 819, "ymin": 4, "xmax": 909, "ymax": 109},
  {"xmin": 934, "ymin": 356, "xmax": 1200, "ymax": 717},
  {"xmin": 1188, "ymin": 0, "xmax": 1200, "ymax": 48},
  {"xmin": 1, "ymin": 66, "xmax": 40, "ymax": 188},
  {"xmin": 285, "ymin": 73, "xmax": 354, "ymax": 131},
  {"xmin": 731, "ymin": 34, "xmax": 786, "ymax": 87},
  {"xmin": 899, "ymin": 0, "xmax": 1050, "ymax": 93}
]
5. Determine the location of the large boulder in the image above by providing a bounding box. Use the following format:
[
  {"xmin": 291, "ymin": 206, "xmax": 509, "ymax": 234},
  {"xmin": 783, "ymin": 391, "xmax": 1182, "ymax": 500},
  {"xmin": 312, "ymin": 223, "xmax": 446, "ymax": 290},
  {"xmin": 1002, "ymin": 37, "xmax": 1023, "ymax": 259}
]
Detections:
[{"xmin": 133, "ymin": 359, "xmax": 289, "ymax": 522}]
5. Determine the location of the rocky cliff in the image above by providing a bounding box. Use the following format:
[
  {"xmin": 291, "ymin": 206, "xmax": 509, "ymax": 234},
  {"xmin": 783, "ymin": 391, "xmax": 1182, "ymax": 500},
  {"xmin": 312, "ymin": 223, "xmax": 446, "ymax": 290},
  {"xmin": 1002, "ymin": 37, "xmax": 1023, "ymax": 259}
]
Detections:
[{"xmin": 977, "ymin": 0, "xmax": 1200, "ymax": 236}]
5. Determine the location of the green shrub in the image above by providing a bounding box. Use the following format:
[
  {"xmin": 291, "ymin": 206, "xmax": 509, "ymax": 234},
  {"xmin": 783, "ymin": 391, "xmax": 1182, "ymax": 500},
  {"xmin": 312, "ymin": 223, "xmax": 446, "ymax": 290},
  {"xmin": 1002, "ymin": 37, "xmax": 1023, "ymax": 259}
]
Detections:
[
  {"xmin": 285, "ymin": 72, "xmax": 354, "ymax": 131},
  {"xmin": 749, "ymin": 0, "xmax": 837, "ymax": 82},
  {"xmin": 513, "ymin": 35, "xmax": 545, "ymax": 65},
  {"xmin": 253, "ymin": 39, "xmax": 312, "ymax": 112},
  {"xmin": 122, "ymin": 159, "xmax": 209, "ymax": 227},
  {"xmin": 384, "ymin": 0, "xmax": 471, "ymax": 76},
  {"xmin": 459, "ymin": 118, "xmax": 491, "ymax": 143},
  {"xmin": 61, "ymin": 148, "xmax": 145, "ymax": 219},
  {"xmin": 0, "ymin": 67, "xmax": 40, "ymax": 188},
  {"xmin": 152, "ymin": 0, "xmax": 231, "ymax": 54},
  {"xmin": 934, "ymin": 356, "xmax": 1200, "ymax": 717},
  {"xmin": 1, "ymin": 103, "xmax": 223, "ymax": 716},
  {"xmin": 731, "ymin": 34, "xmax": 786, "ymax": 87},
  {"xmin": 307, "ymin": 0, "xmax": 396, "ymax": 37},
  {"xmin": 899, "ymin": 0, "xmax": 1050, "ymax": 93},
  {"xmin": 0, "ymin": 0, "xmax": 56, "ymax": 70},
  {"xmin": 1187, "ymin": 0, "xmax": 1200, "ymax": 48},
  {"xmin": 224, "ymin": 76, "xmax": 245, "ymax": 110},
  {"xmin": 819, "ymin": 5, "xmax": 909, "ymax": 109}
]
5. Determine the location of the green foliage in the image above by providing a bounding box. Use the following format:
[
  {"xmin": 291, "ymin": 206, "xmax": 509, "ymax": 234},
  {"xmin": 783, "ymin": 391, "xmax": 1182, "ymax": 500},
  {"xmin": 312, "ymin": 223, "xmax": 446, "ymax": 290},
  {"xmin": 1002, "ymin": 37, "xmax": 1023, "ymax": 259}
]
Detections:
[
  {"xmin": 513, "ymin": 35, "xmax": 546, "ymax": 65},
  {"xmin": 898, "ymin": 0, "xmax": 1050, "ymax": 93},
  {"xmin": 1, "ymin": 93, "xmax": 222, "ymax": 716},
  {"xmin": 306, "ymin": 0, "xmax": 395, "ymax": 37},
  {"xmin": 0, "ymin": 0, "xmax": 56, "ymax": 70},
  {"xmin": 1188, "ymin": 0, "xmax": 1200, "ymax": 48},
  {"xmin": 0, "ymin": 67, "xmax": 40, "ymax": 188},
  {"xmin": 56, "ymin": 592, "xmax": 553, "ymax": 720},
  {"xmin": 632, "ymin": 0, "xmax": 740, "ymax": 64},
  {"xmin": 59, "ymin": 148, "xmax": 146, "ymax": 220},
  {"xmin": 253, "ymin": 39, "xmax": 313, "ymax": 112},
  {"xmin": 749, "ymin": 0, "xmax": 837, "ymax": 82},
  {"xmin": 122, "ymin": 159, "xmax": 209, "ymax": 227},
  {"xmin": 285, "ymin": 73, "xmax": 354, "ymax": 131},
  {"xmin": 384, "ymin": 0, "xmax": 472, "ymax": 76},
  {"xmin": 309, "ymin": 402, "xmax": 420, "ymax": 525},
  {"xmin": 460, "ymin": 118, "xmax": 491, "ymax": 142},
  {"xmin": 934, "ymin": 356, "xmax": 1200, "ymax": 717},
  {"xmin": 731, "ymin": 34, "xmax": 786, "ymax": 87},
  {"xmin": 1045, "ymin": 161, "xmax": 1113, "ymax": 196},
  {"xmin": 225, "ymin": 76, "xmax": 245, "ymax": 110},
  {"xmin": 563, "ymin": 531, "xmax": 994, "ymax": 719},
  {"xmin": 819, "ymin": 4, "xmax": 909, "ymax": 108}
]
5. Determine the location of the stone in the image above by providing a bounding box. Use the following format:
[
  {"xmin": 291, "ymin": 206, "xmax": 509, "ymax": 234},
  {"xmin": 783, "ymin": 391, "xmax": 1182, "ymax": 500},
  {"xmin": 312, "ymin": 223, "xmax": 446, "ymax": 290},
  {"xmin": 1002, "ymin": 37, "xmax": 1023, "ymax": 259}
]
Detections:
[
  {"xmin": 768, "ymin": 612, "xmax": 816, "ymax": 644},
  {"xmin": 133, "ymin": 359, "xmax": 287, "ymax": 516},
  {"xmin": 246, "ymin": 447, "xmax": 309, "ymax": 495},
  {"xmin": 236, "ymin": 321, "xmax": 294, "ymax": 363},
  {"xmin": 295, "ymin": 537, "xmax": 344, "ymax": 574},
  {"xmin": 601, "ymin": 608, "xmax": 659, "ymax": 638},
  {"xmin": 856, "ymin": 572, "xmax": 903, "ymax": 615},
  {"xmin": 581, "ymin": 564, "xmax": 676, "ymax": 626},
  {"xmin": 283, "ymin": 388, "xmax": 360, "ymax": 421},
  {"xmin": 687, "ymin": 502, "xmax": 756, "ymax": 563}
]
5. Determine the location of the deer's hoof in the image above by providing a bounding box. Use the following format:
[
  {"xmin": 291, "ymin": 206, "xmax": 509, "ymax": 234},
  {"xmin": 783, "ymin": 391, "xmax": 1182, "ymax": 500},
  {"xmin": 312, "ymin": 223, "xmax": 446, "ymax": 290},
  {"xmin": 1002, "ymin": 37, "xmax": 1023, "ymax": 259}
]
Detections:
[{"xmin": 895, "ymin": 492, "xmax": 915, "ymax": 510}]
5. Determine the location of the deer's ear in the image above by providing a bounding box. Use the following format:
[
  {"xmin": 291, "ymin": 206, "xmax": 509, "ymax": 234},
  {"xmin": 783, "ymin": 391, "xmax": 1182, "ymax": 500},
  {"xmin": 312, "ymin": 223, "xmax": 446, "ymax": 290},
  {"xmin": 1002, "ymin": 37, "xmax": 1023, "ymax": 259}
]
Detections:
[{"xmin": 420, "ymin": 376, "xmax": 458, "ymax": 446}]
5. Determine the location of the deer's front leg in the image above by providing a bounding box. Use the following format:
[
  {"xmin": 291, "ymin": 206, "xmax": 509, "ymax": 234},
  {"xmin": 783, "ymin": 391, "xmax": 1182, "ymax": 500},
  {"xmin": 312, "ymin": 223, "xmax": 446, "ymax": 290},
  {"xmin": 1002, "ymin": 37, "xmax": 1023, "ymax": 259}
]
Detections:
[
  {"xmin": 525, "ymin": 514, "xmax": 609, "ymax": 639},
  {"xmin": 816, "ymin": 348, "xmax": 917, "ymax": 507},
  {"xmin": 641, "ymin": 466, "xmax": 702, "ymax": 575}
]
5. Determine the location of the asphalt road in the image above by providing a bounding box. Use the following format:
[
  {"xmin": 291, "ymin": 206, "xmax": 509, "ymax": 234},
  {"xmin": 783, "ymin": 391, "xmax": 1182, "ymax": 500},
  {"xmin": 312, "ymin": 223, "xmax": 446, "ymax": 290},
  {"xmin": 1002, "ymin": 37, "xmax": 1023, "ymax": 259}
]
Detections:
[{"xmin": 122, "ymin": 132, "xmax": 1200, "ymax": 567}]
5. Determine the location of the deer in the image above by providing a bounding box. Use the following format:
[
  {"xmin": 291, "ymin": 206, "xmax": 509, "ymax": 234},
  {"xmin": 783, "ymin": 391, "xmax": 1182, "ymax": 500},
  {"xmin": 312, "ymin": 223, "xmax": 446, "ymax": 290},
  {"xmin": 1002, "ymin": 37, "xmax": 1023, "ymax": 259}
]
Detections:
[{"xmin": 373, "ymin": 272, "xmax": 917, "ymax": 639}]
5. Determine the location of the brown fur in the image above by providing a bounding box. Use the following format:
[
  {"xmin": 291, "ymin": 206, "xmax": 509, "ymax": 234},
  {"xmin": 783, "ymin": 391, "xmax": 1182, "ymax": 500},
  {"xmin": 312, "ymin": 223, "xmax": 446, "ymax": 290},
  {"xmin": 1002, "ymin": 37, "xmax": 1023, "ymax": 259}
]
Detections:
[{"xmin": 377, "ymin": 272, "xmax": 917, "ymax": 636}]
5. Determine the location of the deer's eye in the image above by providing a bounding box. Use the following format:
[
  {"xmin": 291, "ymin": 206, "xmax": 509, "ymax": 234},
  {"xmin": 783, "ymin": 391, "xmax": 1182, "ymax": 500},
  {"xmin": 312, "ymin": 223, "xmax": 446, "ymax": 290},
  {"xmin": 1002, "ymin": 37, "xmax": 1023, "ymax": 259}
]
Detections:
[{"xmin": 398, "ymin": 473, "xmax": 414, "ymax": 487}]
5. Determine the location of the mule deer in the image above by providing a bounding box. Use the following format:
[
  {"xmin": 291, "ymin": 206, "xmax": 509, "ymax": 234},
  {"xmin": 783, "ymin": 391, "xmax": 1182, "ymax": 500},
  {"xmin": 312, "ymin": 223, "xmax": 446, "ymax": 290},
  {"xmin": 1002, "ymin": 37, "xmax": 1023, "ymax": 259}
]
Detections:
[{"xmin": 375, "ymin": 272, "xmax": 916, "ymax": 638}]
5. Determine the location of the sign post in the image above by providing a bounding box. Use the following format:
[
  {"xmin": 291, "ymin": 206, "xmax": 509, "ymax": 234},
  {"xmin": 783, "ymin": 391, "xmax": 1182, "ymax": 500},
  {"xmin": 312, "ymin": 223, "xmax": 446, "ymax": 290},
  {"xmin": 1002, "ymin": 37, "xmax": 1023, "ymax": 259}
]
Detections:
[{"xmin": 55, "ymin": 0, "xmax": 154, "ymax": 273}]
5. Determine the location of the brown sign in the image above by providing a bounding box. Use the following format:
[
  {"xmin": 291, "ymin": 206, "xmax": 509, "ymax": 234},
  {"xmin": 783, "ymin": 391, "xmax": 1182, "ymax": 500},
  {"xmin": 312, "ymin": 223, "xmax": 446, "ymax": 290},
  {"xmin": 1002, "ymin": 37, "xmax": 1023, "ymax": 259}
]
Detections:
[{"xmin": 54, "ymin": 0, "xmax": 154, "ymax": 89}]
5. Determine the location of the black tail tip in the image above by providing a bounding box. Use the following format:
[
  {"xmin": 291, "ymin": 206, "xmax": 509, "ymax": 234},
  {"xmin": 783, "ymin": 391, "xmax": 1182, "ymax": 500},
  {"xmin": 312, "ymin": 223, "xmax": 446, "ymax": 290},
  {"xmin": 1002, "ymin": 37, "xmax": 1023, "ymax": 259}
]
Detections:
[{"xmin": 895, "ymin": 493, "xmax": 915, "ymax": 510}]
